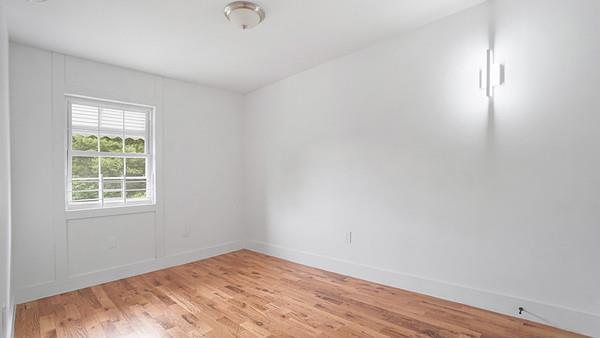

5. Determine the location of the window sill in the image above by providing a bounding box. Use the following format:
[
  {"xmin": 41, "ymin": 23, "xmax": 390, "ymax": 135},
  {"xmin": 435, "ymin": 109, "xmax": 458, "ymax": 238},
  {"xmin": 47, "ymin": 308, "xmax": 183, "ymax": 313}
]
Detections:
[{"xmin": 64, "ymin": 203, "xmax": 157, "ymax": 220}]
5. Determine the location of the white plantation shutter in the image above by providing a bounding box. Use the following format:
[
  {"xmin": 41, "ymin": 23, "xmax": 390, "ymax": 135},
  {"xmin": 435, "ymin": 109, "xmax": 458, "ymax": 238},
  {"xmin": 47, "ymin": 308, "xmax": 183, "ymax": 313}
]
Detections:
[
  {"xmin": 67, "ymin": 96, "xmax": 155, "ymax": 210},
  {"xmin": 100, "ymin": 108, "xmax": 124, "ymax": 136},
  {"xmin": 125, "ymin": 110, "xmax": 146, "ymax": 136},
  {"xmin": 71, "ymin": 103, "xmax": 99, "ymax": 137}
]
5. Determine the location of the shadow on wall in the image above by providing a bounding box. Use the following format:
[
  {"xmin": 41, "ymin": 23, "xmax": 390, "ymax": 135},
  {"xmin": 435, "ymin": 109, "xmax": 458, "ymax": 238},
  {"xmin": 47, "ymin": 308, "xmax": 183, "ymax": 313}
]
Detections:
[{"xmin": 486, "ymin": 0, "xmax": 498, "ymax": 156}]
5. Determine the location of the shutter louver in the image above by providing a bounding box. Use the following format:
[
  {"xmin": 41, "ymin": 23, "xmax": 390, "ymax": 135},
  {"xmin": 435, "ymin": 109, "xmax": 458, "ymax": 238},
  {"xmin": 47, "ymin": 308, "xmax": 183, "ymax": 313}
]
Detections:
[
  {"xmin": 125, "ymin": 110, "xmax": 146, "ymax": 136},
  {"xmin": 71, "ymin": 104, "xmax": 99, "ymax": 131},
  {"xmin": 100, "ymin": 108, "xmax": 124, "ymax": 136}
]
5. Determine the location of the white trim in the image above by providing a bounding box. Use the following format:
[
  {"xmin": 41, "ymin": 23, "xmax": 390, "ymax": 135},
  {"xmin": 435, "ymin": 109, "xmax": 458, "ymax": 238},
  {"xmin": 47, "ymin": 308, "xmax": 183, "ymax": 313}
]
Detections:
[
  {"xmin": 51, "ymin": 52, "xmax": 67, "ymax": 284},
  {"xmin": 14, "ymin": 240, "xmax": 243, "ymax": 304},
  {"xmin": 64, "ymin": 204, "xmax": 157, "ymax": 220},
  {"xmin": 6, "ymin": 298, "xmax": 14, "ymax": 338},
  {"xmin": 65, "ymin": 93, "xmax": 155, "ymax": 110},
  {"xmin": 245, "ymin": 240, "xmax": 600, "ymax": 337},
  {"xmin": 153, "ymin": 78, "xmax": 166, "ymax": 260},
  {"xmin": 13, "ymin": 239, "xmax": 598, "ymax": 336},
  {"xmin": 71, "ymin": 151, "xmax": 148, "ymax": 158}
]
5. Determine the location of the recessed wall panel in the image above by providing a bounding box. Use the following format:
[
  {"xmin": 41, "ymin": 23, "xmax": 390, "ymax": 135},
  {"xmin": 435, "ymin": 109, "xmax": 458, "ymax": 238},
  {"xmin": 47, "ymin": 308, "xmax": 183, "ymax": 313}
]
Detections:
[{"xmin": 67, "ymin": 212, "xmax": 156, "ymax": 277}]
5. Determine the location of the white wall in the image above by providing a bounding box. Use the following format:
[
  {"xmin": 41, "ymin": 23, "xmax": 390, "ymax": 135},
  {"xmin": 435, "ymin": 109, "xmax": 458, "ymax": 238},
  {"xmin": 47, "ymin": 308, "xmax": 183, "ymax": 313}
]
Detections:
[
  {"xmin": 243, "ymin": 0, "xmax": 600, "ymax": 335},
  {"xmin": 9, "ymin": 42, "xmax": 245, "ymax": 303},
  {"xmin": 163, "ymin": 79, "xmax": 244, "ymax": 256},
  {"xmin": 0, "ymin": 1, "xmax": 13, "ymax": 337},
  {"xmin": 7, "ymin": 0, "xmax": 600, "ymax": 336}
]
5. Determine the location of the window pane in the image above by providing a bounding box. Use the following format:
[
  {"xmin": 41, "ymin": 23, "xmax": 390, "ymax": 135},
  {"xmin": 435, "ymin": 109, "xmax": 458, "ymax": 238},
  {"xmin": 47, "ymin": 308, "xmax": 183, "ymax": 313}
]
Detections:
[
  {"xmin": 73, "ymin": 191, "xmax": 99, "ymax": 202},
  {"xmin": 125, "ymin": 137, "xmax": 145, "ymax": 153},
  {"xmin": 126, "ymin": 190, "xmax": 147, "ymax": 200},
  {"xmin": 103, "ymin": 179, "xmax": 123, "ymax": 202},
  {"xmin": 100, "ymin": 135, "xmax": 123, "ymax": 153},
  {"xmin": 72, "ymin": 179, "xmax": 98, "ymax": 191},
  {"xmin": 103, "ymin": 179, "xmax": 122, "ymax": 190},
  {"xmin": 72, "ymin": 157, "xmax": 98, "ymax": 178},
  {"xmin": 104, "ymin": 191, "xmax": 122, "ymax": 199},
  {"xmin": 126, "ymin": 158, "xmax": 145, "ymax": 177},
  {"xmin": 72, "ymin": 133, "xmax": 98, "ymax": 151},
  {"xmin": 72, "ymin": 178, "xmax": 99, "ymax": 203},
  {"xmin": 101, "ymin": 157, "xmax": 124, "ymax": 179},
  {"xmin": 126, "ymin": 179, "xmax": 147, "ymax": 200},
  {"xmin": 126, "ymin": 179, "xmax": 146, "ymax": 190}
]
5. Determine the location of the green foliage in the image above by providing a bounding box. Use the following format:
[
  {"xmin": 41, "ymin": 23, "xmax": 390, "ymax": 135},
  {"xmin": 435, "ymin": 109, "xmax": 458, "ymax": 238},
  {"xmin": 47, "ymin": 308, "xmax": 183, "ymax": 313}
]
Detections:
[
  {"xmin": 73, "ymin": 191, "xmax": 98, "ymax": 201},
  {"xmin": 126, "ymin": 179, "xmax": 146, "ymax": 199},
  {"xmin": 101, "ymin": 157, "xmax": 124, "ymax": 178},
  {"xmin": 126, "ymin": 158, "xmax": 145, "ymax": 177},
  {"xmin": 125, "ymin": 138, "xmax": 145, "ymax": 153},
  {"xmin": 71, "ymin": 130, "xmax": 147, "ymax": 202},
  {"xmin": 72, "ymin": 157, "xmax": 98, "ymax": 178},
  {"xmin": 126, "ymin": 180, "xmax": 145, "ymax": 190},
  {"xmin": 104, "ymin": 191, "xmax": 122, "ymax": 199},
  {"xmin": 71, "ymin": 152, "xmax": 147, "ymax": 202},
  {"xmin": 72, "ymin": 180, "xmax": 98, "ymax": 191},
  {"xmin": 72, "ymin": 134, "xmax": 98, "ymax": 151},
  {"xmin": 72, "ymin": 134, "xmax": 145, "ymax": 154},
  {"xmin": 100, "ymin": 136, "xmax": 123, "ymax": 153},
  {"xmin": 104, "ymin": 180, "xmax": 122, "ymax": 190},
  {"xmin": 127, "ymin": 191, "xmax": 146, "ymax": 199}
]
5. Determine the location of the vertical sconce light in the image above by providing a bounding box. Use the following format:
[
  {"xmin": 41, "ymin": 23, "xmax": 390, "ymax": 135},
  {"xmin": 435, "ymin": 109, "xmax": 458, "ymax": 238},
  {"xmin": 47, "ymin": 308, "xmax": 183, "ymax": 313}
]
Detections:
[{"xmin": 480, "ymin": 49, "xmax": 504, "ymax": 98}]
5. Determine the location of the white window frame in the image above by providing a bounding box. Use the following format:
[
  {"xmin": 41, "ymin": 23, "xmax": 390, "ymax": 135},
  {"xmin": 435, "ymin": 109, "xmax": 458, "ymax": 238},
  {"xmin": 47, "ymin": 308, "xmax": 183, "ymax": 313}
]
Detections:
[{"xmin": 66, "ymin": 95, "xmax": 156, "ymax": 211}]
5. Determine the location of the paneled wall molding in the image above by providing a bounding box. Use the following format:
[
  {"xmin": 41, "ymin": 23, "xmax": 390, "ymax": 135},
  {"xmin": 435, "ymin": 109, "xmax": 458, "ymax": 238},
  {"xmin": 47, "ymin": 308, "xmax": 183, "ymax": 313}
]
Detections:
[
  {"xmin": 10, "ymin": 43, "xmax": 245, "ymax": 307},
  {"xmin": 51, "ymin": 52, "xmax": 67, "ymax": 284},
  {"xmin": 154, "ymin": 77, "xmax": 166, "ymax": 260},
  {"xmin": 63, "ymin": 204, "xmax": 157, "ymax": 220},
  {"xmin": 14, "ymin": 240, "xmax": 243, "ymax": 304}
]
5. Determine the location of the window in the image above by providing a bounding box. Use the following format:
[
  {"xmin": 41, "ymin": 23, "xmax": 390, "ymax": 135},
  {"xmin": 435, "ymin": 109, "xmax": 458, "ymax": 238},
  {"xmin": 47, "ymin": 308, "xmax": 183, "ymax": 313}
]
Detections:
[{"xmin": 66, "ymin": 96, "xmax": 155, "ymax": 210}]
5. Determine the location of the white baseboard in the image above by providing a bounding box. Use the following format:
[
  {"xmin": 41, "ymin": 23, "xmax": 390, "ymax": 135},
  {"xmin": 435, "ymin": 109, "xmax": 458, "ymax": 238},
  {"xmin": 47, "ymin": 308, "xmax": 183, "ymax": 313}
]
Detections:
[
  {"xmin": 1, "ymin": 296, "xmax": 14, "ymax": 338},
  {"xmin": 245, "ymin": 239, "xmax": 599, "ymax": 337},
  {"xmin": 14, "ymin": 240, "xmax": 243, "ymax": 305},
  {"xmin": 12, "ymin": 239, "xmax": 599, "ymax": 337}
]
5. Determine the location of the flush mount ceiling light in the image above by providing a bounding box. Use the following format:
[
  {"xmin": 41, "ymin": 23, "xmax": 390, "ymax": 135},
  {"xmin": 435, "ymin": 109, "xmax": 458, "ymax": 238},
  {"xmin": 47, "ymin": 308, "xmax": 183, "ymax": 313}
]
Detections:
[{"xmin": 224, "ymin": 1, "xmax": 266, "ymax": 30}]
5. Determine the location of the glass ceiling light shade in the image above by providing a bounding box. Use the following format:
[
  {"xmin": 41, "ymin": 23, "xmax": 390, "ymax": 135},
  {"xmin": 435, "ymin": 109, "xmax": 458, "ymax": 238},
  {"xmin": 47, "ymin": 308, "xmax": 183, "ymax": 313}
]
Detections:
[{"xmin": 224, "ymin": 1, "xmax": 266, "ymax": 30}]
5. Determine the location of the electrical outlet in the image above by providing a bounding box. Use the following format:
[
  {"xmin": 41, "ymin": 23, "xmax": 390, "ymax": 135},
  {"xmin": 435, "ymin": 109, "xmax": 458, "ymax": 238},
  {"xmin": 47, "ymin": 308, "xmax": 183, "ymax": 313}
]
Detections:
[
  {"xmin": 345, "ymin": 231, "xmax": 352, "ymax": 244},
  {"xmin": 107, "ymin": 236, "xmax": 117, "ymax": 249},
  {"xmin": 183, "ymin": 224, "xmax": 191, "ymax": 238}
]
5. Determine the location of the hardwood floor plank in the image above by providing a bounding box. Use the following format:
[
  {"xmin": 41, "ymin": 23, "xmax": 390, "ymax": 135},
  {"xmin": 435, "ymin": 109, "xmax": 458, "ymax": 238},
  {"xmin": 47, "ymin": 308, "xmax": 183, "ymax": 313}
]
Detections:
[{"xmin": 15, "ymin": 250, "xmax": 585, "ymax": 338}]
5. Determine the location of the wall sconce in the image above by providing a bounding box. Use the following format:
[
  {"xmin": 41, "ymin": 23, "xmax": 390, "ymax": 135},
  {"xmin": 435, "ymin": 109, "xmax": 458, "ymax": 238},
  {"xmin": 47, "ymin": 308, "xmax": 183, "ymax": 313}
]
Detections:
[{"xmin": 480, "ymin": 49, "xmax": 504, "ymax": 98}]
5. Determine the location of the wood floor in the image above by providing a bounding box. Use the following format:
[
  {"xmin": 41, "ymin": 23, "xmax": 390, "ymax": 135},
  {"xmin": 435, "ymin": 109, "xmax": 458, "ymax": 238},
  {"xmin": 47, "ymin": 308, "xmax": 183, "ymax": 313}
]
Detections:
[{"xmin": 15, "ymin": 250, "xmax": 583, "ymax": 338}]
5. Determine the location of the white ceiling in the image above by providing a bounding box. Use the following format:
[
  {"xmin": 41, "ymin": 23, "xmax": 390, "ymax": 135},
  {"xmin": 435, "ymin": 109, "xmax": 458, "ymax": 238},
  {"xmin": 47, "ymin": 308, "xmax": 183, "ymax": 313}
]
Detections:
[{"xmin": 6, "ymin": 0, "xmax": 485, "ymax": 93}]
